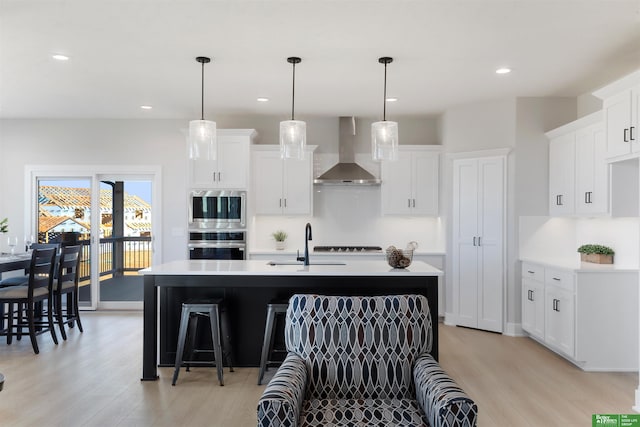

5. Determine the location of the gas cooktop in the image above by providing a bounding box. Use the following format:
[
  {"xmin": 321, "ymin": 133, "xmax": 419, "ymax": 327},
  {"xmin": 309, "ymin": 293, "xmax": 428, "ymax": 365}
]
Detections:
[{"xmin": 313, "ymin": 246, "xmax": 383, "ymax": 253}]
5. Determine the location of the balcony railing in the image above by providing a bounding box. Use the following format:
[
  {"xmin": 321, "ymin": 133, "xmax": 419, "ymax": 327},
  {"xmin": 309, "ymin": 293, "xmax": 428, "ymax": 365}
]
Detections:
[{"xmin": 77, "ymin": 236, "xmax": 151, "ymax": 282}]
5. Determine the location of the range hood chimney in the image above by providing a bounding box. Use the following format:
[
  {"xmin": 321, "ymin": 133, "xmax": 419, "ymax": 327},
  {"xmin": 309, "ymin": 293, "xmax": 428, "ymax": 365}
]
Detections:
[{"xmin": 313, "ymin": 117, "xmax": 381, "ymax": 185}]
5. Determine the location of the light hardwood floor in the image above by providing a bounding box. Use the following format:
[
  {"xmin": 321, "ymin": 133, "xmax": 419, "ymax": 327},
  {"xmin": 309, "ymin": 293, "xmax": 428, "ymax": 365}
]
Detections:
[{"xmin": 0, "ymin": 311, "xmax": 636, "ymax": 426}]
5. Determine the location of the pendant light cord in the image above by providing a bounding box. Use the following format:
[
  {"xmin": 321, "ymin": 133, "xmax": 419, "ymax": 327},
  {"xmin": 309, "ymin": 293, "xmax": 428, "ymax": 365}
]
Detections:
[
  {"xmin": 382, "ymin": 62, "xmax": 387, "ymax": 122},
  {"xmin": 291, "ymin": 61, "xmax": 296, "ymax": 121},
  {"xmin": 200, "ymin": 60, "xmax": 205, "ymax": 121}
]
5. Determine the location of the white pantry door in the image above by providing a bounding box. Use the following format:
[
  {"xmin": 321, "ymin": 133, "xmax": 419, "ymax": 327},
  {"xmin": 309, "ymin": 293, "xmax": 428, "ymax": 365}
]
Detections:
[{"xmin": 452, "ymin": 155, "xmax": 505, "ymax": 333}]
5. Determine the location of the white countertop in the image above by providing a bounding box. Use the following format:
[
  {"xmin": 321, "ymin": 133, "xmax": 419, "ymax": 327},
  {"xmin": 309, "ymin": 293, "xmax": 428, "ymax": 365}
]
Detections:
[
  {"xmin": 249, "ymin": 250, "xmax": 446, "ymax": 257},
  {"xmin": 139, "ymin": 259, "xmax": 443, "ymax": 277},
  {"xmin": 520, "ymin": 257, "xmax": 639, "ymax": 273}
]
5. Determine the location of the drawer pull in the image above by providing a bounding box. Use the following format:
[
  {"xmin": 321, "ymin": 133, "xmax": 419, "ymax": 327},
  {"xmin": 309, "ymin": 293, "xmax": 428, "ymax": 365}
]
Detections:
[
  {"xmin": 527, "ymin": 270, "xmax": 535, "ymax": 274},
  {"xmin": 552, "ymin": 277, "xmax": 561, "ymax": 281}
]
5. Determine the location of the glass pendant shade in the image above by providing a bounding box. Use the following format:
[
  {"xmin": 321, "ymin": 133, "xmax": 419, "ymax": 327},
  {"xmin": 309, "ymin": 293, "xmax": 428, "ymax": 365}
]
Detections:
[
  {"xmin": 189, "ymin": 119, "xmax": 217, "ymax": 160},
  {"xmin": 280, "ymin": 119, "xmax": 306, "ymax": 160},
  {"xmin": 371, "ymin": 120, "xmax": 398, "ymax": 161}
]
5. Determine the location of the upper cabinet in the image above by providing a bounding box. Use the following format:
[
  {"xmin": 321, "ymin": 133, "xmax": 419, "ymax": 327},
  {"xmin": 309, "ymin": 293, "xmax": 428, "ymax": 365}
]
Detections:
[
  {"xmin": 190, "ymin": 129, "xmax": 256, "ymax": 189},
  {"xmin": 381, "ymin": 146, "xmax": 440, "ymax": 216},
  {"xmin": 251, "ymin": 145, "xmax": 316, "ymax": 215},
  {"xmin": 546, "ymin": 112, "xmax": 607, "ymax": 216},
  {"xmin": 593, "ymin": 70, "xmax": 640, "ymax": 162}
]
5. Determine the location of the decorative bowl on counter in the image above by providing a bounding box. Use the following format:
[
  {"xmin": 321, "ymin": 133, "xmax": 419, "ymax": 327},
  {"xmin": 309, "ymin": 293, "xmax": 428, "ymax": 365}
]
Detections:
[{"xmin": 386, "ymin": 247, "xmax": 414, "ymax": 268}]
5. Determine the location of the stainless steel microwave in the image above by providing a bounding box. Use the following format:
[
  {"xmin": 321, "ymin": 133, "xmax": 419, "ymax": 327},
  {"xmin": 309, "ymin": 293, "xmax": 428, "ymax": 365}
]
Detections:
[{"xmin": 188, "ymin": 190, "xmax": 246, "ymax": 229}]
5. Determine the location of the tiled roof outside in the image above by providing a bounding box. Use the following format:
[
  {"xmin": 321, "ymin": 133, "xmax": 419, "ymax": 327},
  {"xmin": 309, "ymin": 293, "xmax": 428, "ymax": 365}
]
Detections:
[{"xmin": 39, "ymin": 186, "xmax": 151, "ymax": 210}]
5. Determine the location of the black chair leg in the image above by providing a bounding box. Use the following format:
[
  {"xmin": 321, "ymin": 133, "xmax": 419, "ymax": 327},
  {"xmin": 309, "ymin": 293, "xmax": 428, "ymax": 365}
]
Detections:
[
  {"xmin": 6, "ymin": 303, "xmax": 13, "ymax": 345},
  {"xmin": 27, "ymin": 303, "xmax": 39, "ymax": 354},
  {"xmin": 47, "ymin": 297, "xmax": 58, "ymax": 345},
  {"xmin": 73, "ymin": 292, "xmax": 83, "ymax": 332},
  {"xmin": 57, "ymin": 293, "xmax": 67, "ymax": 341}
]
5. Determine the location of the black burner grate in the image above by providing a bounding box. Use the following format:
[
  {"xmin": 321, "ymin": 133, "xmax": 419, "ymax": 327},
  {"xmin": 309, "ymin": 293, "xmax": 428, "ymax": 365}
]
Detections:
[{"xmin": 313, "ymin": 246, "xmax": 382, "ymax": 253}]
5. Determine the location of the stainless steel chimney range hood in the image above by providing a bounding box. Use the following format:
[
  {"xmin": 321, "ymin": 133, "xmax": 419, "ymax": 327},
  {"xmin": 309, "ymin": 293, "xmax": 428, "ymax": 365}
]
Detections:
[{"xmin": 313, "ymin": 117, "xmax": 381, "ymax": 186}]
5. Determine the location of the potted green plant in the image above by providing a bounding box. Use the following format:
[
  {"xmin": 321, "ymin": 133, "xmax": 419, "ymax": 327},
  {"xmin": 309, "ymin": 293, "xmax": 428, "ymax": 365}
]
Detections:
[
  {"xmin": 0, "ymin": 218, "xmax": 7, "ymax": 234},
  {"xmin": 577, "ymin": 244, "xmax": 615, "ymax": 264},
  {"xmin": 272, "ymin": 230, "xmax": 288, "ymax": 250}
]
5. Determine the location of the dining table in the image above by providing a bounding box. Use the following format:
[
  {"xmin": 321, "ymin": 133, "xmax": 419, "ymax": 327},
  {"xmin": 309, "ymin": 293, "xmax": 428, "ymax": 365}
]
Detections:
[{"xmin": 0, "ymin": 253, "xmax": 31, "ymax": 329}]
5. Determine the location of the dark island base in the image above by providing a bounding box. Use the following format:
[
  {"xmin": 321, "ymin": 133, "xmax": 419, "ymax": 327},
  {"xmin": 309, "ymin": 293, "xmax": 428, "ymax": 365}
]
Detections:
[{"xmin": 144, "ymin": 274, "xmax": 438, "ymax": 379}]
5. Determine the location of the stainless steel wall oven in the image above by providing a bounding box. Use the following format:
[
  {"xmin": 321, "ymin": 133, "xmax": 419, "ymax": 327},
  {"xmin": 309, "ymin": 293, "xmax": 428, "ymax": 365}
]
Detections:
[
  {"xmin": 188, "ymin": 230, "xmax": 246, "ymax": 260},
  {"xmin": 189, "ymin": 190, "xmax": 246, "ymax": 229}
]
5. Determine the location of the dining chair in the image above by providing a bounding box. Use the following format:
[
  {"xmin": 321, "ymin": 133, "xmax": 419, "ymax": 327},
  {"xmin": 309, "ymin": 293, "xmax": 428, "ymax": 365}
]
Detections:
[
  {"xmin": 0, "ymin": 247, "xmax": 58, "ymax": 354},
  {"xmin": 53, "ymin": 245, "xmax": 83, "ymax": 340}
]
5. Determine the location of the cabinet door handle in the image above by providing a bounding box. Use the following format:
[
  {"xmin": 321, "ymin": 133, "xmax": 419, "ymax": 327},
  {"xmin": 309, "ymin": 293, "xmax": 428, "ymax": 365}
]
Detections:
[
  {"xmin": 585, "ymin": 192, "xmax": 588, "ymax": 204},
  {"xmin": 477, "ymin": 236, "xmax": 482, "ymax": 246},
  {"xmin": 528, "ymin": 290, "xmax": 534, "ymax": 301},
  {"xmin": 284, "ymin": 199, "xmax": 287, "ymax": 208},
  {"xmin": 631, "ymin": 126, "xmax": 636, "ymax": 141},
  {"xmin": 412, "ymin": 199, "xmax": 416, "ymax": 208},
  {"xmin": 279, "ymin": 199, "xmax": 282, "ymax": 207},
  {"xmin": 587, "ymin": 192, "xmax": 592, "ymax": 204},
  {"xmin": 212, "ymin": 172, "xmax": 217, "ymax": 182},
  {"xmin": 624, "ymin": 128, "xmax": 629, "ymax": 142},
  {"xmin": 558, "ymin": 195, "xmax": 563, "ymax": 206},
  {"xmin": 553, "ymin": 299, "xmax": 560, "ymax": 312},
  {"xmin": 527, "ymin": 270, "xmax": 535, "ymax": 274},
  {"xmin": 473, "ymin": 237, "xmax": 477, "ymax": 246},
  {"xmin": 218, "ymin": 172, "xmax": 221, "ymax": 181},
  {"xmin": 408, "ymin": 199, "xmax": 411, "ymax": 208},
  {"xmin": 552, "ymin": 277, "xmax": 560, "ymax": 281}
]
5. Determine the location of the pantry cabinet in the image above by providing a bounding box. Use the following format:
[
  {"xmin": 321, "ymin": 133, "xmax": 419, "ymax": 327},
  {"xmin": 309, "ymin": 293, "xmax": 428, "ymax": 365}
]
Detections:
[
  {"xmin": 251, "ymin": 145, "xmax": 316, "ymax": 215},
  {"xmin": 521, "ymin": 260, "xmax": 638, "ymax": 371},
  {"xmin": 190, "ymin": 129, "xmax": 256, "ymax": 189},
  {"xmin": 546, "ymin": 112, "xmax": 607, "ymax": 216},
  {"xmin": 452, "ymin": 154, "xmax": 505, "ymax": 333},
  {"xmin": 593, "ymin": 70, "xmax": 640, "ymax": 161},
  {"xmin": 381, "ymin": 146, "xmax": 439, "ymax": 216}
]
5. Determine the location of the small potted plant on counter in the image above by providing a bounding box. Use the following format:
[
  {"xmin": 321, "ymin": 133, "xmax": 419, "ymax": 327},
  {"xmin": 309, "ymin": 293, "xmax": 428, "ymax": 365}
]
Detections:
[
  {"xmin": 577, "ymin": 244, "xmax": 615, "ymax": 264},
  {"xmin": 272, "ymin": 230, "xmax": 288, "ymax": 250}
]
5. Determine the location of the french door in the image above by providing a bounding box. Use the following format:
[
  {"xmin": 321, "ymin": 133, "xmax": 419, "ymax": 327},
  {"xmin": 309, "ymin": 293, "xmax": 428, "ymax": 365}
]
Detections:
[{"xmin": 27, "ymin": 166, "xmax": 161, "ymax": 310}]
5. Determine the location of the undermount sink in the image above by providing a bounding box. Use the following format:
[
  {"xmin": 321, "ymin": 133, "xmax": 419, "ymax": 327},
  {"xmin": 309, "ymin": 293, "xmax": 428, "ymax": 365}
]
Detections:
[{"xmin": 267, "ymin": 261, "xmax": 346, "ymax": 266}]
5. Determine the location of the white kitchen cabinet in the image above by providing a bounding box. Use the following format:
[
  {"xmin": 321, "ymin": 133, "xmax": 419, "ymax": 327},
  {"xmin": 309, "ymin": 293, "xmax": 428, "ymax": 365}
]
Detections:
[
  {"xmin": 452, "ymin": 155, "xmax": 505, "ymax": 333},
  {"xmin": 381, "ymin": 146, "xmax": 439, "ymax": 216},
  {"xmin": 521, "ymin": 263, "xmax": 545, "ymax": 341},
  {"xmin": 546, "ymin": 112, "xmax": 607, "ymax": 216},
  {"xmin": 544, "ymin": 268, "xmax": 575, "ymax": 358},
  {"xmin": 593, "ymin": 70, "xmax": 640, "ymax": 161},
  {"xmin": 190, "ymin": 129, "xmax": 255, "ymax": 189},
  {"xmin": 548, "ymin": 133, "xmax": 575, "ymax": 215},
  {"xmin": 251, "ymin": 145, "xmax": 316, "ymax": 215},
  {"xmin": 575, "ymin": 122, "xmax": 607, "ymax": 214},
  {"xmin": 521, "ymin": 260, "xmax": 638, "ymax": 371}
]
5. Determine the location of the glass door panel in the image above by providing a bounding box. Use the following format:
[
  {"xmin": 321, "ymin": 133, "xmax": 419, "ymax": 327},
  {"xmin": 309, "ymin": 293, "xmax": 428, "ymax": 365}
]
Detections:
[{"xmin": 37, "ymin": 178, "xmax": 92, "ymax": 306}]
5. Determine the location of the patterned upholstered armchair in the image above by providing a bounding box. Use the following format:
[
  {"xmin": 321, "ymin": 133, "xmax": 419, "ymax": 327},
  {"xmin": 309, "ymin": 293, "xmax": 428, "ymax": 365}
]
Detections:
[{"xmin": 257, "ymin": 294, "xmax": 477, "ymax": 427}]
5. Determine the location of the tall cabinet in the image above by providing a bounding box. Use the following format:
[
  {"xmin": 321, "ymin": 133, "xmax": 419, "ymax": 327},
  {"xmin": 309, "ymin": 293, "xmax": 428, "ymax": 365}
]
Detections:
[{"xmin": 452, "ymin": 154, "xmax": 506, "ymax": 333}]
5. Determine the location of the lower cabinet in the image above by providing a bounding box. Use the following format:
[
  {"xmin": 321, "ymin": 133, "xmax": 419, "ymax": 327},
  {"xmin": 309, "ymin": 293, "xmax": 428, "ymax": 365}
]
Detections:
[{"xmin": 521, "ymin": 261, "xmax": 638, "ymax": 371}]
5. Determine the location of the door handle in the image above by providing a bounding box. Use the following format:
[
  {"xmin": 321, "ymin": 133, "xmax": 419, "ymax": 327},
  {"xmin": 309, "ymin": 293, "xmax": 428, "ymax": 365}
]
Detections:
[
  {"xmin": 212, "ymin": 172, "xmax": 216, "ymax": 182},
  {"xmin": 284, "ymin": 198, "xmax": 287, "ymax": 208},
  {"xmin": 624, "ymin": 128, "xmax": 629, "ymax": 142},
  {"xmin": 412, "ymin": 199, "xmax": 416, "ymax": 208},
  {"xmin": 558, "ymin": 195, "xmax": 563, "ymax": 206},
  {"xmin": 408, "ymin": 199, "xmax": 411, "ymax": 208},
  {"xmin": 217, "ymin": 172, "xmax": 221, "ymax": 181},
  {"xmin": 631, "ymin": 126, "xmax": 636, "ymax": 141},
  {"xmin": 477, "ymin": 236, "xmax": 481, "ymax": 246},
  {"xmin": 473, "ymin": 237, "xmax": 477, "ymax": 246},
  {"xmin": 279, "ymin": 199, "xmax": 282, "ymax": 207}
]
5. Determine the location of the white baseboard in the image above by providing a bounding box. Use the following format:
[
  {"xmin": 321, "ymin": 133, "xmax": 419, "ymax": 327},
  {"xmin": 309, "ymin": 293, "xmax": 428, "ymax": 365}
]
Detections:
[
  {"xmin": 504, "ymin": 322, "xmax": 525, "ymax": 337},
  {"xmin": 634, "ymin": 389, "xmax": 640, "ymax": 413},
  {"xmin": 444, "ymin": 312, "xmax": 457, "ymax": 326}
]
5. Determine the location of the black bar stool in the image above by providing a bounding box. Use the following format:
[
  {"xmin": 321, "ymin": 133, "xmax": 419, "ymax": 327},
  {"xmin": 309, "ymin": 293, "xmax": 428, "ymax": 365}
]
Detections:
[
  {"xmin": 258, "ymin": 302, "xmax": 288, "ymax": 385},
  {"xmin": 172, "ymin": 299, "xmax": 234, "ymax": 386}
]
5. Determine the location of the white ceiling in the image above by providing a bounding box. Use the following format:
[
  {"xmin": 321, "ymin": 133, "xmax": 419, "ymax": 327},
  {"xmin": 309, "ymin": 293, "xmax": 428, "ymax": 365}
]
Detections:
[{"xmin": 1, "ymin": 0, "xmax": 639, "ymax": 120}]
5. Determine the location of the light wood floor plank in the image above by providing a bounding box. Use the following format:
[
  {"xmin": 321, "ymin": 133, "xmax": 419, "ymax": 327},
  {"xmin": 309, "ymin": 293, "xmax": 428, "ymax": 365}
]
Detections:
[{"xmin": 0, "ymin": 312, "xmax": 636, "ymax": 426}]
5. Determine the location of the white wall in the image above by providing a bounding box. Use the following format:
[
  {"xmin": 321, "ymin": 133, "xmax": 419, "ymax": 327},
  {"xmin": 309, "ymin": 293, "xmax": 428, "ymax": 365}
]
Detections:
[{"xmin": 0, "ymin": 119, "xmax": 189, "ymax": 262}]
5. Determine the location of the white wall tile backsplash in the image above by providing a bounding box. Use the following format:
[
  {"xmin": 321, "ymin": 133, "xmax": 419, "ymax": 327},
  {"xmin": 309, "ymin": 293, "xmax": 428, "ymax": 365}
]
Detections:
[
  {"xmin": 250, "ymin": 186, "xmax": 444, "ymax": 253},
  {"xmin": 519, "ymin": 216, "xmax": 640, "ymax": 268}
]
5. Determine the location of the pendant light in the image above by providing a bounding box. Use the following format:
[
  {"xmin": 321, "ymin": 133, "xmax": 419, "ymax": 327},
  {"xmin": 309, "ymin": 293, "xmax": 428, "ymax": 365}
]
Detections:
[
  {"xmin": 280, "ymin": 57, "xmax": 306, "ymax": 160},
  {"xmin": 371, "ymin": 57, "xmax": 398, "ymax": 161},
  {"xmin": 189, "ymin": 56, "xmax": 217, "ymax": 160}
]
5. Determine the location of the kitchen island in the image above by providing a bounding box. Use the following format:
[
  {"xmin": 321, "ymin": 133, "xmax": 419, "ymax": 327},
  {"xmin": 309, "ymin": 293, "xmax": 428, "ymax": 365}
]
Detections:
[{"xmin": 140, "ymin": 259, "xmax": 442, "ymax": 381}]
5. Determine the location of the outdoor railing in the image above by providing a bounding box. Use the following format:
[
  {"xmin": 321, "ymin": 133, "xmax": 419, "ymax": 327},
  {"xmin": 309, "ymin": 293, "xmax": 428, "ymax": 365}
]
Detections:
[{"xmin": 77, "ymin": 236, "xmax": 152, "ymax": 282}]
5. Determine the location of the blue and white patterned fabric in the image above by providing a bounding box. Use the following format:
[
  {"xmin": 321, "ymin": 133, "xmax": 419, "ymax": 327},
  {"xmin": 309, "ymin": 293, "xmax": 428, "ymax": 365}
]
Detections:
[{"xmin": 257, "ymin": 294, "xmax": 478, "ymax": 427}]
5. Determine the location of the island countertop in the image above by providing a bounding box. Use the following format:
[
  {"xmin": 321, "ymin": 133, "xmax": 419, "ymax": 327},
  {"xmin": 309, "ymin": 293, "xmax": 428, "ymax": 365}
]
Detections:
[{"xmin": 139, "ymin": 259, "xmax": 443, "ymax": 277}]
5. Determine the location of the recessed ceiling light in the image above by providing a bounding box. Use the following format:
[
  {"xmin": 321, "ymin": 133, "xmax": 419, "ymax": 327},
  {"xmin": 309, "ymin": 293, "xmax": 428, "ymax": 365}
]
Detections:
[
  {"xmin": 496, "ymin": 67, "xmax": 511, "ymax": 74},
  {"xmin": 140, "ymin": 105, "xmax": 153, "ymax": 110},
  {"xmin": 257, "ymin": 97, "xmax": 269, "ymax": 102},
  {"xmin": 386, "ymin": 97, "xmax": 398, "ymax": 102},
  {"xmin": 52, "ymin": 54, "xmax": 69, "ymax": 61}
]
